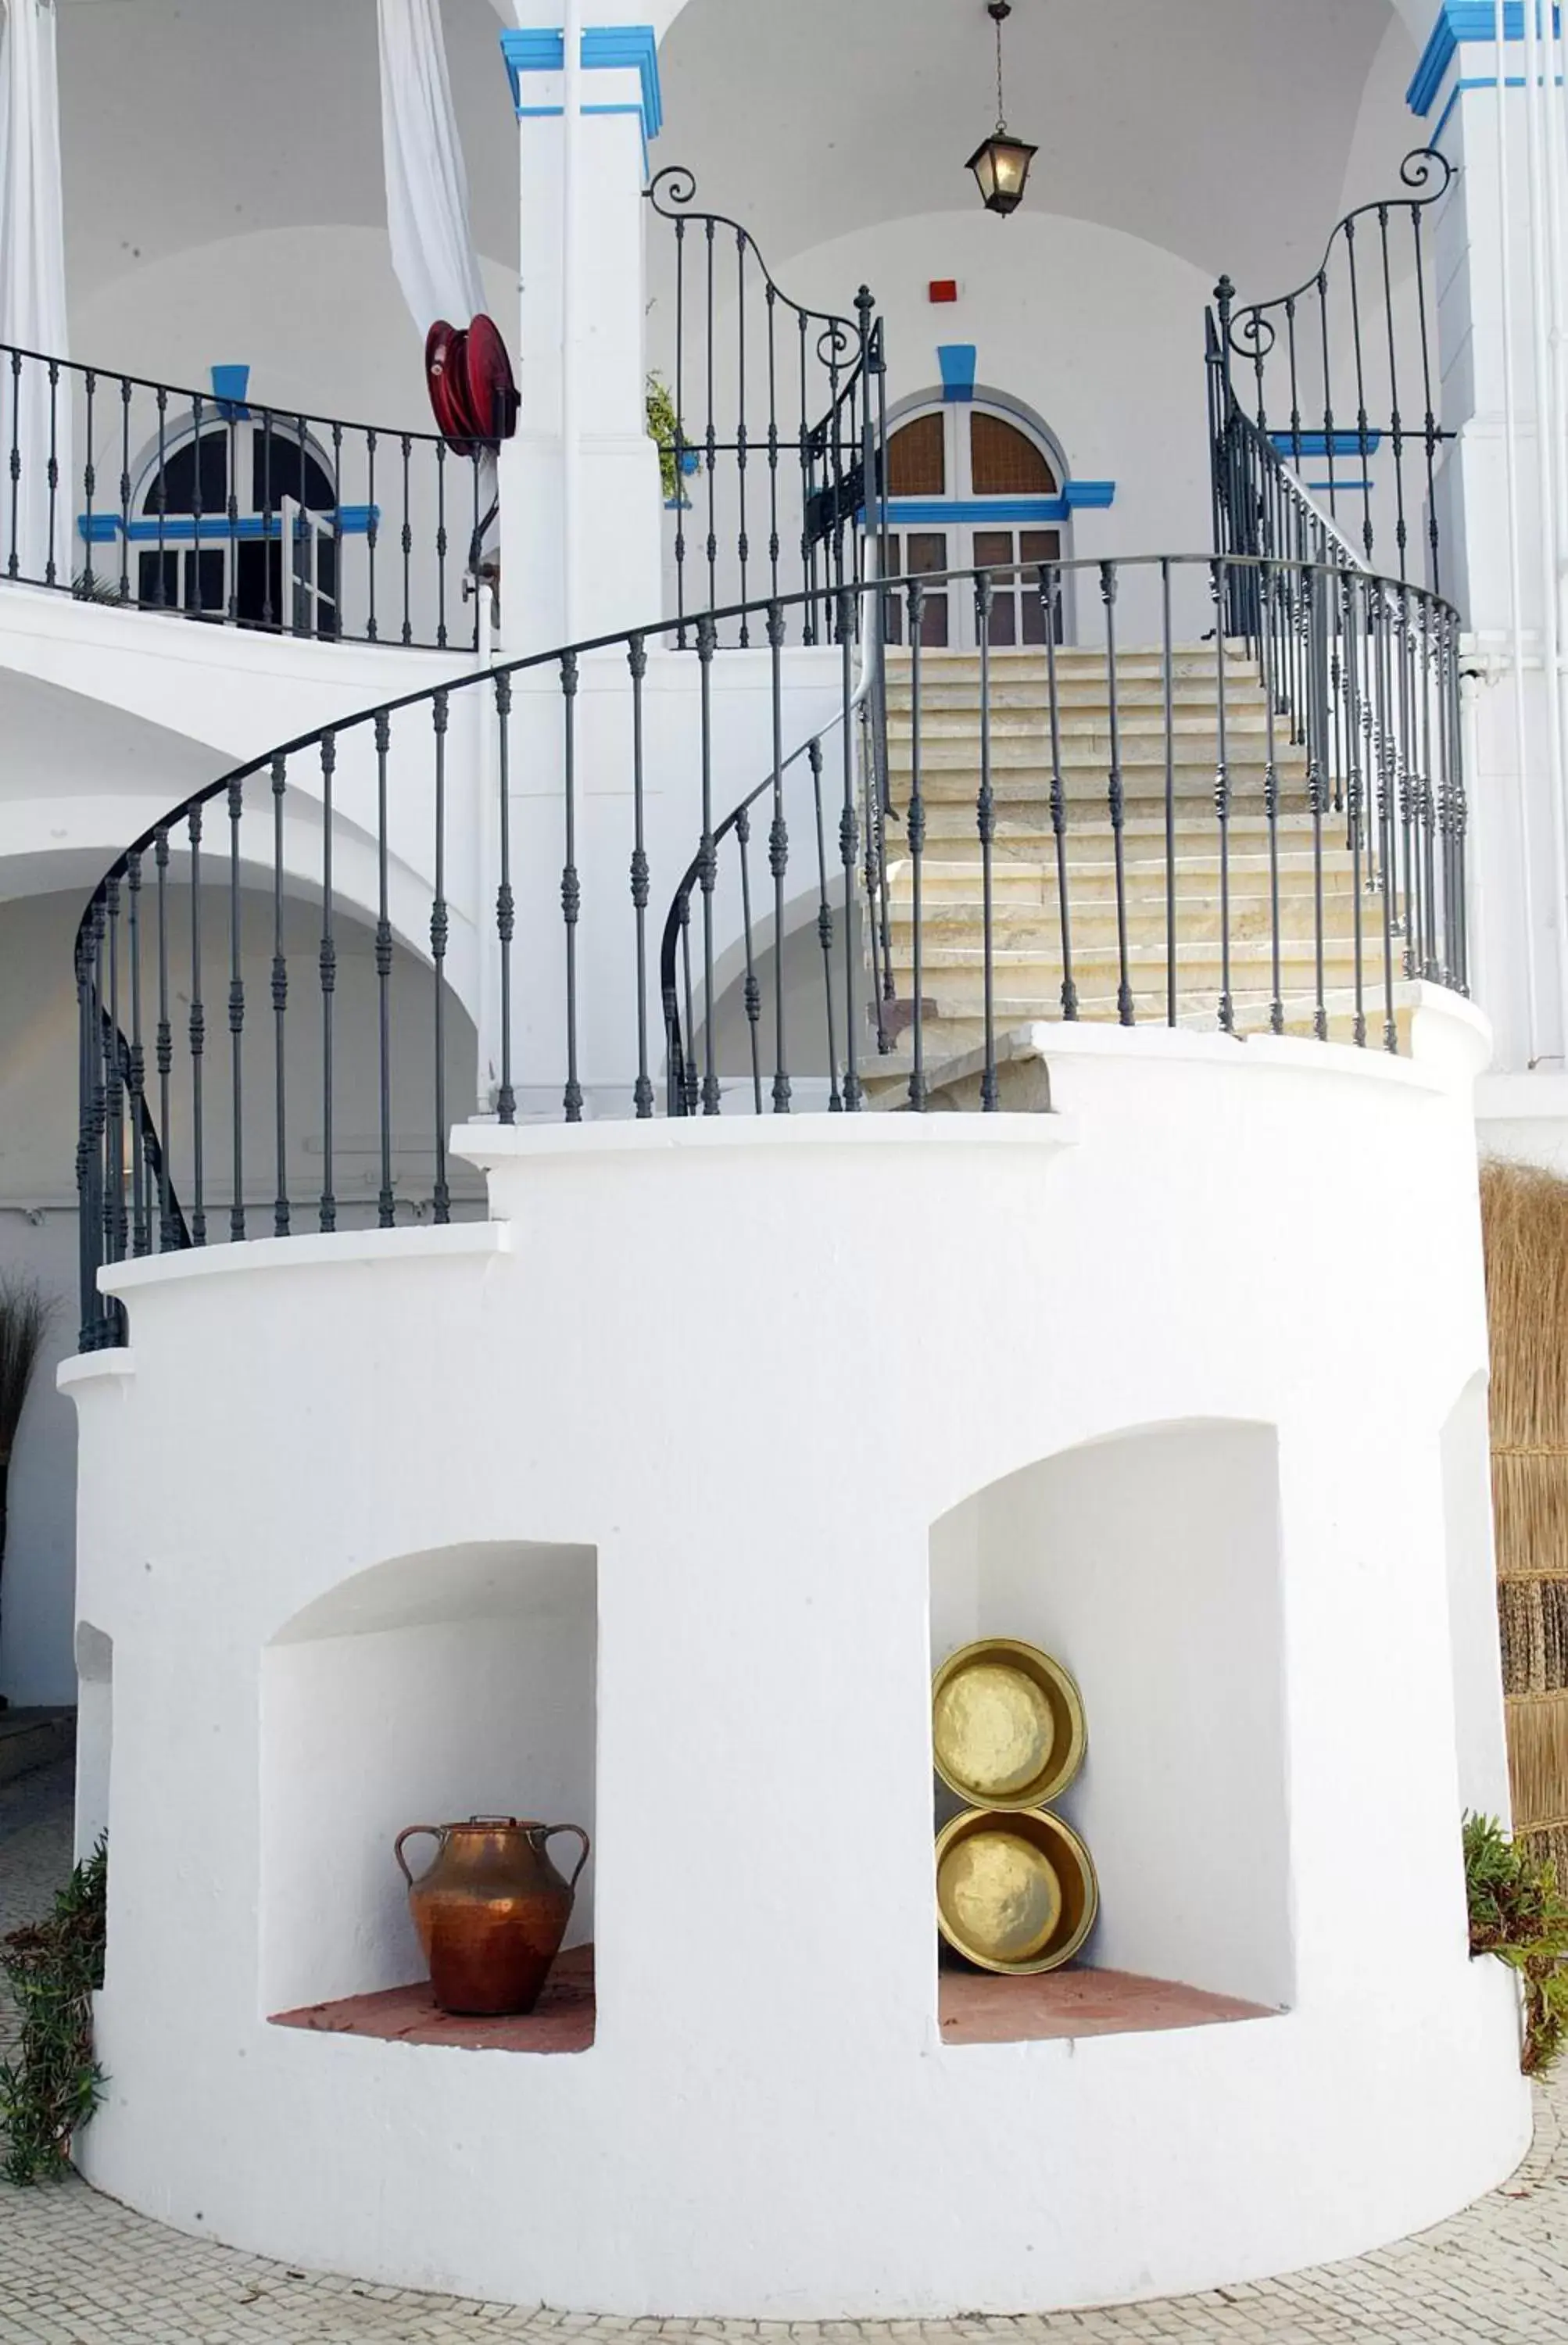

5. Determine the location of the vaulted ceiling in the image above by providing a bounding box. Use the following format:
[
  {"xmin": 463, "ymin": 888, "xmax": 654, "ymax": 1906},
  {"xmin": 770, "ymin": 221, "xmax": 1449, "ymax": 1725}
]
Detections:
[
  {"xmin": 656, "ymin": 0, "xmax": 1423, "ymax": 295},
  {"xmin": 52, "ymin": 0, "xmax": 1424, "ymax": 314}
]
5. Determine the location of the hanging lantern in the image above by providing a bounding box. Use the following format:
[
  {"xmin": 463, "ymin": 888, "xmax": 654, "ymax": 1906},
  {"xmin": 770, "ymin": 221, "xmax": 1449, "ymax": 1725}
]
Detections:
[{"xmin": 968, "ymin": 1, "xmax": 1037, "ymax": 218}]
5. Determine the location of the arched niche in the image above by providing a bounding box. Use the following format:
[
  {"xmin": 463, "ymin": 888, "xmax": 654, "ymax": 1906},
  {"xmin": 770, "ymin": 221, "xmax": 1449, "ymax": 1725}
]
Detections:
[
  {"xmin": 929, "ymin": 1419, "xmax": 1292, "ymax": 2014},
  {"xmin": 260, "ymin": 1540, "xmax": 597, "ymax": 2022}
]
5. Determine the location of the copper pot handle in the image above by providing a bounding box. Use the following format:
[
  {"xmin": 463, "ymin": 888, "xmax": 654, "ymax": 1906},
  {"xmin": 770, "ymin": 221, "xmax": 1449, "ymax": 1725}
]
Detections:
[
  {"xmin": 393, "ymin": 1824, "xmax": 446, "ymax": 1888},
  {"xmin": 545, "ymin": 1823, "xmax": 591, "ymax": 1891}
]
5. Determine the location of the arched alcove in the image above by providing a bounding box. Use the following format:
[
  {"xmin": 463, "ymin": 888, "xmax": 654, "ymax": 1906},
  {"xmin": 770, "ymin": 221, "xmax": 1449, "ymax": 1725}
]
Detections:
[
  {"xmin": 929, "ymin": 1419, "xmax": 1292, "ymax": 2023},
  {"xmin": 260, "ymin": 1540, "xmax": 597, "ymax": 2033}
]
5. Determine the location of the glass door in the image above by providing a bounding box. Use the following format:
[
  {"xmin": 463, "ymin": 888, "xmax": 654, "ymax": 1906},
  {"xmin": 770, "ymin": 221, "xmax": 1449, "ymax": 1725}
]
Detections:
[{"xmin": 882, "ymin": 401, "xmax": 1068, "ymax": 648}]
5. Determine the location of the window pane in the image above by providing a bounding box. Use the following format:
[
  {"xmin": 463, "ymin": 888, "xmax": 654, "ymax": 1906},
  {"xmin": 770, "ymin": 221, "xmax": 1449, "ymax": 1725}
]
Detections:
[
  {"xmin": 887, "ymin": 413, "xmax": 946, "ymax": 498},
  {"xmin": 970, "ymin": 413, "xmax": 1056, "ymax": 496},
  {"xmin": 147, "ymin": 429, "xmax": 228, "ymax": 517},
  {"xmin": 186, "ymin": 549, "xmax": 227, "ymax": 613},
  {"xmin": 908, "ymin": 532, "xmax": 947, "ymax": 575},
  {"xmin": 987, "ymin": 593, "xmax": 1018, "ymax": 647},
  {"xmin": 1020, "ymin": 529, "xmax": 1061, "ymax": 563},
  {"xmin": 972, "ymin": 528, "xmax": 1015, "ymax": 570},
  {"xmin": 252, "ymin": 429, "xmax": 337, "ymax": 514},
  {"xmin": 137, "ymin": 550, "xmax": 177, "ymax": 608}
]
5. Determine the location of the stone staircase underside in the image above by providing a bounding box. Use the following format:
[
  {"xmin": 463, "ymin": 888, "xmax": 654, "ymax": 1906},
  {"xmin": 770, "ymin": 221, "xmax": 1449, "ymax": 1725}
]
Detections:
[{"xmin": 871, "ymin": 645, "xmax": 1411, "ymax": 1065}]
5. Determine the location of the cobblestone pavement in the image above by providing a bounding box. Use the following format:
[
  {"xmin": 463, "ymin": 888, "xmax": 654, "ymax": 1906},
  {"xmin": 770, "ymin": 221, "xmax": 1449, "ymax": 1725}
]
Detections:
[{"xmin": 3, "ymin": 1757, "xmax": 1565, "ymax": 2343}]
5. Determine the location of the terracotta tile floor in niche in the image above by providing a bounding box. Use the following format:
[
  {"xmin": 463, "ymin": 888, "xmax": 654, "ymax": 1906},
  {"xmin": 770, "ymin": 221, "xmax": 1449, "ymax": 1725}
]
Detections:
[
  {"xmin": 270, "ymin": 1944, "xmax": 596, "ymax": 2052},
  {"xmin": 938, "ymin": 1960, "xmax": 1275, "ymax": 2044}
]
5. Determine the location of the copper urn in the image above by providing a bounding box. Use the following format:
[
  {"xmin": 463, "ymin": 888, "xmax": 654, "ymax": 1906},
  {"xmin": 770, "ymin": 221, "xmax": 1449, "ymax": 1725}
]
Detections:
[{"xmin": 394, "ymin": 1814, "xmax": 590, "ymax": 2017}]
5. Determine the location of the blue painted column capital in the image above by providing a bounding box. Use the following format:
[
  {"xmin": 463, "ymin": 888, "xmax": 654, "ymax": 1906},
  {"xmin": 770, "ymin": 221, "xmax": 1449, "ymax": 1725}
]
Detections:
[{"xmin": 500, "ymin": 23, "xmax": 662, "ymax": 141}]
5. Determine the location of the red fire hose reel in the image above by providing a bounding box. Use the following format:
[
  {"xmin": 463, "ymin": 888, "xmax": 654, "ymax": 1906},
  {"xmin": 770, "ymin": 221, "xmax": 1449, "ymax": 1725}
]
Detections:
[{"xmin": 424, "ymin": 314, "xmax": 520, "ymax": 453}]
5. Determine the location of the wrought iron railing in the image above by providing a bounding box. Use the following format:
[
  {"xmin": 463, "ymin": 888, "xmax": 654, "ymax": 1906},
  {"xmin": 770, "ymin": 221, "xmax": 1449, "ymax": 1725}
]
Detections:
[
  {"xmin": 645, "ymin": 170, "xmax": 888, "ymax": 648},
  {"xmin": 73, "ymin": 553, "xmax": 1466, "ymax": 1351},
  {"xmin": 3, "ymin": 342, "xmax": 491, "ymax": 650},
  {"xmin": 1209, "ymin": 149, "xmax": 1455, "ymax": 593}
]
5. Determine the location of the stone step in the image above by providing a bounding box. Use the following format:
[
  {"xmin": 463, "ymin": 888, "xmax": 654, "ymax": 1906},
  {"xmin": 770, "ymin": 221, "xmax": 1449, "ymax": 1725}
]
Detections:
[
  {"xmin": 884, "ymin": 894, "xmax": 1369, "ymax": 952},
  {"xmin": 909, "ymin": 850, "xmax": 1367, "ymax": 903},
  {"xmin": 861, "ymin": 994, "xmax": 1416, "ymax": 1098}
]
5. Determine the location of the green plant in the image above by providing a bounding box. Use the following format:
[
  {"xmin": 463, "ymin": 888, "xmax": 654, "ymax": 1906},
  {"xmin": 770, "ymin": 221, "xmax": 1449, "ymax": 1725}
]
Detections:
[
  {"xmin": 0, "ymin": 1273, "xmax": 52, "ymax": 1711},
  {"xmin": 1463, "ymin": 1811, "xmax": 1568, "ymax": 2076},
  {"xmin": 646, "ymin": 371, "xmax": 684, "ymax": 502},
  {"xmin": 71, "ymin": 569, "xmax": 127, "ymax": 607},
  {"xmin": 0, "ymin": 1838, "xmax": 108, "ymax": 2183}
]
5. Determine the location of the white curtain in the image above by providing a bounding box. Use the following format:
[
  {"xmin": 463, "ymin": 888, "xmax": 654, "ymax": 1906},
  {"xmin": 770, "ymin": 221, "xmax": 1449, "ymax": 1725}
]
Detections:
[
  {"xmin": 377, "ymin": 0, "xmax": 486, "ymax": 333},
  {"xmin": 0, "ymin": 0, "xmax": 71, "ymax": 586}
]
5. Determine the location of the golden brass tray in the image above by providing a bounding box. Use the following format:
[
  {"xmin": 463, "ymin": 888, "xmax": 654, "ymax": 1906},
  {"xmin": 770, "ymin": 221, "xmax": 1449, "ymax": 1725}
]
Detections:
[
  {"xmin": 931, "ymin": 1636, "xmax": 1086, "ymax": 1809},
  {"xmin": 935, "ymin": 1806, "xmax": 1098, "ymax": 1975}
]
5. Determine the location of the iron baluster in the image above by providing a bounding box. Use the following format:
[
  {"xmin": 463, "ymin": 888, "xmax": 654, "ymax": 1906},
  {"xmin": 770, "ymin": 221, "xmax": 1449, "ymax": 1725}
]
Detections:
[
  {"xmin": 839, "ymin": 589, "xmax": 864, "ymax": 1112},
  {"xmin": 126, "ymin": 850, "xmax": 149, "ymax": 1255},
  {"xmin": 81, "ymin": 370, "xmax": 98, "ymax": 597},
  {"xmin": 561, "ymin": 651, "xmax": 583, "ymax": 1122},
  {"xmin": 1343, "ymin": 572, "xmax": 1368, "ymax": 1047},
  {"xmin": 104, "ymin": 881, "xmax": 125, "ymax": 1268},
  {"xmin": 375, "ymin": 710, "xmax": 396, "ymax": 1226},
  {"xmin": 977, "ymin": 572, "xmax": 998, "ymax": 1107},
  {"xmin": 431, "ymin": 693, "xmax": 451, "ymax": 1224},
  {"xmin": 227, "ymin": 778, "xmax": 245, "ymax": 1241},
  {"xmin": 495, "ymin": 674, "xmax": 516, "ymax": 1124},
  {"xmin": 188, "ymin": 806, "xmax": 206, "ymax": 1242},
  {"xmin": 768, "ymin": 600, "xmax": 792, "ymax": 1108},
  {"xmin": 628, "ymin": 635, "xmax": 655, "ymax": 1117},
  {"xmin": 1162, "ymin": 558, "xmax": 1178, "ymax": 1029},
  {"xmin": 906, "ymin": 582, "xmax": 929, "ymax": 1105},
  {"xmin": 1102, "ymin": 564, "xmax": 1134, "ymax": 1026},
  {"xmin": 1043, "ymin": 567, "xmax": 1078, "ymax": 1019},
  {"xmin": 118, "ymin": 376, "xmax": 132, "ymax": 603},
  {"xmin": 736, "ymin": 805, "xmax": 764, "ymax": 1113},
  {"xmin": 435, "ymin": 439, "xmax": 449, "ymax": 651},
  {"xmin": 319, "ymin": 732, "xmax": 338, "ymax": 1230},
  {"xmin": 698, "ymin": 613, "xmax": 721, "ymax": 1112},
  {"xmin": 155, "ymin": 829, "xmax": 174, "ymax": 1251},
  {"xmin": 1213, "ymin": 561, "xmax": 1235, "ymax": 1034},
  {"xmin": 809, "ymin": 737, "xmax": 842, "ymax": 1112},
  {"xmin": 400, "ymin": 434, "xmax": 413, "ymax": 646},
  {"xmin": 271, "ymin": 756, "xmax": 290, "ymax": 1234}
]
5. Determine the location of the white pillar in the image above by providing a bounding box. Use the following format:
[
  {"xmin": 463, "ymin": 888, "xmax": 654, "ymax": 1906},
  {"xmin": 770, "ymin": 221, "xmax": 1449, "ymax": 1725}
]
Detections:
[
  {"xmin": 1415, "ymin": 5, "xmax": 1568, "ymax": 1131},
  {"xmin": 498, "ymin": 15, "xmax": 664, "ymax": 652},
  {"xmin": 0, "ymin": 0, "xmax": 71, "ymax": 585}
]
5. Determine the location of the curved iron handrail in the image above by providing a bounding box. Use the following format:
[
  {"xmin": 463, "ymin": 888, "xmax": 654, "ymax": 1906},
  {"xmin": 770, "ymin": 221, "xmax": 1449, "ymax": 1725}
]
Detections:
[
  {"xmin": 2, "ymin": 335, "xmax": 492, "ymax": 650},
  {"xmin": 643, "ymin": 168, "xmax": 889, "ymax": 647},
  {"xmin": 73, "ymin": 551, "xmax": 1469, "ymax": 1351},
  {"xmin": 1209, "ymin": 149, "xmax": 1455, "ymax": 587}
]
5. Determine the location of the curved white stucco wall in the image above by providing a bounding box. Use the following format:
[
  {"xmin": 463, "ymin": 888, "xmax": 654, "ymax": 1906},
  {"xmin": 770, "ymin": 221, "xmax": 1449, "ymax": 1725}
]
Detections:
[{"xmin": 64, "ymin": 1008, "xmax": 1527, "ymax": 2317}]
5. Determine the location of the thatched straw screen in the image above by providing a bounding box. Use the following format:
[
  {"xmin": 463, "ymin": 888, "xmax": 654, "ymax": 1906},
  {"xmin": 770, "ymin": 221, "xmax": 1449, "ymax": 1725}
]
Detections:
[{"xmin": 1482, "ymin": 1161, "xmax": 1568, "ymax": 1874}]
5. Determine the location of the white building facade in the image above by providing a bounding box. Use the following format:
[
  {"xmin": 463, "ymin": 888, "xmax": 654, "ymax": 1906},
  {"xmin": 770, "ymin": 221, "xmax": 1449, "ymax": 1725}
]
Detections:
[{"xmin": 0, "ymin": 0, "xmax": 1559, "ymax": 2316}]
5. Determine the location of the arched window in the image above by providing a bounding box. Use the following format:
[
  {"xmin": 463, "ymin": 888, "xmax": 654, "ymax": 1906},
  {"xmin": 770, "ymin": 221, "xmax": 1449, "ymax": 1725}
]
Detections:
[
  {"xmin": 882, "ymin": 400, "xmax": 1066, "ymax": 648},
  {"xmin": 134, "ymin": 414, "xmax": 340, "ymax": 636}
]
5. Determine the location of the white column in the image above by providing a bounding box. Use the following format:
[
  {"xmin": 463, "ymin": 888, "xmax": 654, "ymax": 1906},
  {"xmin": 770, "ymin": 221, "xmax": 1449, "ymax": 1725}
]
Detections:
[
  {"xmin": 498, "ymin": 15, "xmax": 664, "ymax": 652},
  {"xmin": 0, "ymin": 0, "xmax": 70, "ymax": 585},
  {"xmin": 1417, "ymin": 9, "xmax": 1568, "ymax": 1131}
]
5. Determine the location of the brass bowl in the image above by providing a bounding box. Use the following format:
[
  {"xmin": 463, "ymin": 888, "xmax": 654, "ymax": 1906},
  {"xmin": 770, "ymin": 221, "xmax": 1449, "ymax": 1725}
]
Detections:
[
  {"xmin": 935, "ymin": 1806, "xmax": 1098, "ymax": 1975},
  {"xmin": 932, "ymin": 1637, "xmax": 1086, "ymax": 1809}
]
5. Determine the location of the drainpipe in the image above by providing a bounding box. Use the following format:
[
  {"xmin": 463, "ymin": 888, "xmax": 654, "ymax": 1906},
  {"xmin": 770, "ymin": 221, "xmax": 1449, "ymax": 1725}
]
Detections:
[
  {"xmin": 562, "ymin": 0, "xmax": 582, "ymax": 640},
  {"xmin": 1497, "ymin": 0, "xmax": 1541, "ymax": 1063}
]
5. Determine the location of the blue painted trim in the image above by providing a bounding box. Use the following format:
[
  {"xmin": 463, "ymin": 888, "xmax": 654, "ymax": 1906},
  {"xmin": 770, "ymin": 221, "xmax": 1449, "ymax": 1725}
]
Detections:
[
  {"xmin": 886, "ymin": 483, "xmax": 1115, "ymax": 527},
  {"xmin": 937, "ymin": 344, "xmax": 978, "ymax": 403},
  {"xmin": 1430, "ymin": 69, "xmax": 1563, "ymax": 141},
  {"xmin": 1409, "ymin": 2, "xmax": 1559, "ymax": 116},
  {"xmin": 80, "ymin": 507, "xmax": 380, "ymax": 546},
  {"xmin": 1307, "ymin": 480, "xmax": 1373, "ymax": 494},
  {"xmin": 500, "ymin": 23, "xmax": 661, "ymax": 139},
  {"xmin": 209, "ymin": 363, "xmax": 250, "ymax": 421},
  {"xmin": 1269, "ymin": 429, "xmax": 1384, "ymax": 458}
]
